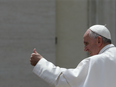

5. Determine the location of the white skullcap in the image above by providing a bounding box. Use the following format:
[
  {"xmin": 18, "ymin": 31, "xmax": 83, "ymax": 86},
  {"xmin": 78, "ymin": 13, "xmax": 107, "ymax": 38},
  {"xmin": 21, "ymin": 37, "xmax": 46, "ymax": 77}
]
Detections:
[{"xmin": 89, "ymin": 25, "xmax": 111, "ymax": 40}]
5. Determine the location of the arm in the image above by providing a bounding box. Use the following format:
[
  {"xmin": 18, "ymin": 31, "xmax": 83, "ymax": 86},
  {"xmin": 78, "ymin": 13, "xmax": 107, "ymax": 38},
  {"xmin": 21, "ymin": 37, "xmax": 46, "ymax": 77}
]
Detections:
[
  {"xmin": 30, "ymin": 49, "xmax": 70, "ymax": 87},
  {"xmin": 33, "ymin": 58, "xmax": 70, "ymax": 87},
  {"xmin": 30, "ymin": 49, "xmax": 90, "ymax": 87}
]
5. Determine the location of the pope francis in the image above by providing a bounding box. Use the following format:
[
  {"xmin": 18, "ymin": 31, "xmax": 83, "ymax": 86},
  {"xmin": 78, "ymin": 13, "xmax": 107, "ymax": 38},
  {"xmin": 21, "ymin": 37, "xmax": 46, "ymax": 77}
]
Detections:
[{"xmin": 30, "ymin": 25, "xmax": 116, "ymax": 87}]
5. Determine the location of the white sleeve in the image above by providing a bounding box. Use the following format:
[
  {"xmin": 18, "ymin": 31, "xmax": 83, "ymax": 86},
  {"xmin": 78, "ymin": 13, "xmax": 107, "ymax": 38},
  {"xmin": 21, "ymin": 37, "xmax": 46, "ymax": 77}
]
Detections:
[
  {"xmin": 33, "ymin": 58, "xmax": 90, "ymax": 87},
  {"xmin": 63, "ymin": 58, "xmax": 90, "ymax": 87},
  {"xmin": 33, "ymin": 58, "xmax": 70, "ymax": 87}
]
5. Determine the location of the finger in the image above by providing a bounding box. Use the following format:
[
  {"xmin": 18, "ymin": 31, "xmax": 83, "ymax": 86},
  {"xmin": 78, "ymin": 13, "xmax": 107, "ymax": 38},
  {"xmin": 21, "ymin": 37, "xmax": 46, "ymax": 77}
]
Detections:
[
  {"xmin": 31, "ymin": 53, "xmax": 35, "ymax": 58},
  {"xmin": 33, "ymin": 48, "xmax": 36, "ymax": 53},
  {"xmin": 33, "ymin": 48, "xmax": 38, "ymax": 54}
]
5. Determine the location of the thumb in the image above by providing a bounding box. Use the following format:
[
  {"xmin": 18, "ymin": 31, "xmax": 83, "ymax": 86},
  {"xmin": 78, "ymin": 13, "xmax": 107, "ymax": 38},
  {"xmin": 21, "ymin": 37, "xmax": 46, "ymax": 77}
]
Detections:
[{"xmin": 33, "ymin": 48, "xmax": 37, "ymax": 53}]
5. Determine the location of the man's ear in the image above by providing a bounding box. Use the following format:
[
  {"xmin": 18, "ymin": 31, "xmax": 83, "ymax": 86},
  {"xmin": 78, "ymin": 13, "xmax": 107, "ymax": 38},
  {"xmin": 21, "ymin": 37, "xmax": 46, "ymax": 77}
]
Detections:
[{"xmin": 97, "ymin": 36, "xmax": 103, "ymax": 47}]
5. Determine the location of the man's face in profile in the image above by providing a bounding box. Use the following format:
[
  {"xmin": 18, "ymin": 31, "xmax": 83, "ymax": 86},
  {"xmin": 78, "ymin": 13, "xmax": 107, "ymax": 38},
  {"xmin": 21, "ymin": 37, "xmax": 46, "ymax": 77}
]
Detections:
[{"xmin": 83, "ymin": 29, "xmax": 99, "ymax": 56}]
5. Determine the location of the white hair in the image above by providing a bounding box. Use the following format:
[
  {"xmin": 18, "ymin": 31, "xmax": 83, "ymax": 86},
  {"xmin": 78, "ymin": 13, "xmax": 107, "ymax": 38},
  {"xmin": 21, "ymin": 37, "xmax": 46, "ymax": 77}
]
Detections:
[{"xmin": 89, "ymin": 30, "xmax": 111, "ymax": 44}]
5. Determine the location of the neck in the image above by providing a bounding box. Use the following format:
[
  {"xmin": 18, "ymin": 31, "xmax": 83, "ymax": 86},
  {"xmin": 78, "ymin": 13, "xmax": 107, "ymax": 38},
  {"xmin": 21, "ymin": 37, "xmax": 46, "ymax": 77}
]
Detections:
[{"xmin": 100, "ymin": 43, "xmax": 110, "ymax": 51}]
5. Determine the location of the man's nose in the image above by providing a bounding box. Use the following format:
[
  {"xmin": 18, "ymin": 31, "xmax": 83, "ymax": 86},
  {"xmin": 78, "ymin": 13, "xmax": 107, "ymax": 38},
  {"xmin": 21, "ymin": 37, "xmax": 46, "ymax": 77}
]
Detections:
[{"xmin": 84, "ymin": 47, "xmax": 88, "ymax": 51}]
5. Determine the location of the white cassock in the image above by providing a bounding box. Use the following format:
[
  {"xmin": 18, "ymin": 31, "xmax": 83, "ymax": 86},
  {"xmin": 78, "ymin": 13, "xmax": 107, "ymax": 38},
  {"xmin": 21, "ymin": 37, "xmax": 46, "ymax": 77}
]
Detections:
[{"xmin": 33, "ymin": 44, "xmax": 116, "ymax": 87}]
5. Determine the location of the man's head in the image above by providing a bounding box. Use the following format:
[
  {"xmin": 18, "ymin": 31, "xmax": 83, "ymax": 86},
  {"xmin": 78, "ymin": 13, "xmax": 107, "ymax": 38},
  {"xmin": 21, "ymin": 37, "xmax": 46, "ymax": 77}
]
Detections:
[{"xmin": 83, "ymin": 25, "xmax": 111, "ymax": 56}]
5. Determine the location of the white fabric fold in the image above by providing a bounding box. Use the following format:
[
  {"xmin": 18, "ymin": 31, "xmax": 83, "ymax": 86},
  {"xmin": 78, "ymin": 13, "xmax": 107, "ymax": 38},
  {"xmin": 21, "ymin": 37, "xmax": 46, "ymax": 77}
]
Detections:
[{"xmin": 33, "ymin": 44, "xmax": 116, "ymax": 87}]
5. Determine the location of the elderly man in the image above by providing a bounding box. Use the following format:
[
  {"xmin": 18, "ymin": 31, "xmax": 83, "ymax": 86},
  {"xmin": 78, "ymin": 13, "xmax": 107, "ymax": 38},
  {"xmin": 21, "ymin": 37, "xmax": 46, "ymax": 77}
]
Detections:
[{"xmin": 30, "ymin": 25, "xmax": 116, "ymax": 87}]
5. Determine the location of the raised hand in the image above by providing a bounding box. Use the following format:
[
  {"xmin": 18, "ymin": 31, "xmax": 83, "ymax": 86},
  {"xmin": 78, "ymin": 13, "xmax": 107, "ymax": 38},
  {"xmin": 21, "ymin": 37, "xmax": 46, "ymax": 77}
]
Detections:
[{"xmin": 30, "ymin": 48, "xmax": 43, "ymax": 66}]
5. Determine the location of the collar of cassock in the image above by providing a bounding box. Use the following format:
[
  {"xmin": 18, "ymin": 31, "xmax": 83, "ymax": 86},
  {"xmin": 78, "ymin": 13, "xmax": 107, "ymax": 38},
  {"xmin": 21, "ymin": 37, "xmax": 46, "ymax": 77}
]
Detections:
[{"xmin": 99, "ymin": 44, "xmax": 115, "ymax": 54}]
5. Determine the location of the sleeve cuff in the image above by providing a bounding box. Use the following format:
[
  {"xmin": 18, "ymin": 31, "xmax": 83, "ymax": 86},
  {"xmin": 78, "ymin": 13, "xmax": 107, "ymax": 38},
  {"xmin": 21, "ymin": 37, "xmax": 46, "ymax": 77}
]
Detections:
[{"xmin": 33, "ymin": 58, "xmax": 47, "ymax": 76}]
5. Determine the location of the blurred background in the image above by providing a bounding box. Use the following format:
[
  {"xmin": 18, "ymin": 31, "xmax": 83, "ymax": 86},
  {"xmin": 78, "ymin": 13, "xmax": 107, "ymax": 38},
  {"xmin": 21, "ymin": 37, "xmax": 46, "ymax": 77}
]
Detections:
[{"xmin": 0, "ymin": 0, "xmax": 116, "ymax": 87}]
